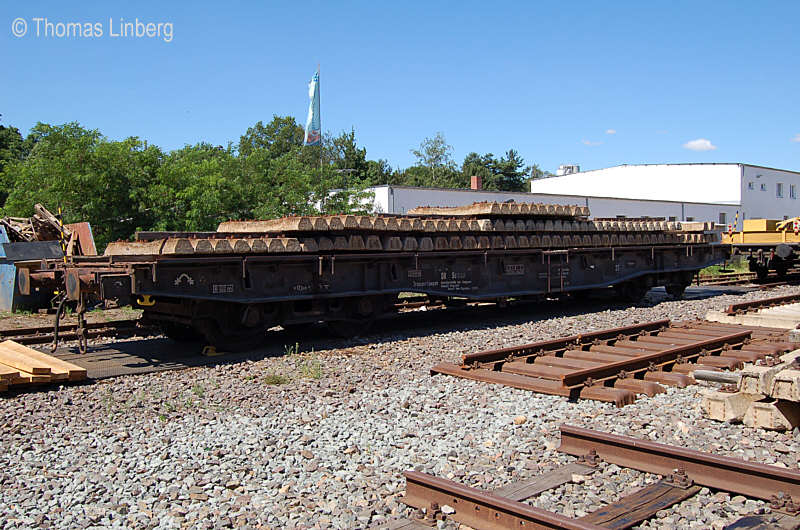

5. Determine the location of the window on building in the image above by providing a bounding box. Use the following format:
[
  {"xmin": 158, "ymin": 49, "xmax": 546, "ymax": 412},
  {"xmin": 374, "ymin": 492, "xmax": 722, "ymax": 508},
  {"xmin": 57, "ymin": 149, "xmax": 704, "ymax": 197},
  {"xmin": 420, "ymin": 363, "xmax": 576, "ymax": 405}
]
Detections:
[
  {"xmin": 760, "ymin": 183, "xmax": 767, "ymax": 191},
  {"xmin": 792, "ymin": 184, "xmax": 797, "ymax": 199},
  {"xmin": 668, "ymin": 216, "xmax": 677, "ymax": 222},
  {"xmin": 686, "ymin": 217, "xmax": 694, "ymax": 221},
  {"xmin": 719, "ymin": 213, "xmax": 726, "ymax": 225},
  {"xmin": 747, "ymin": 182, "xmax": 754, "ymax": 190},
  {"xmin": 777, "ymin": 183, "xmax": 784, "ymax": 198}
]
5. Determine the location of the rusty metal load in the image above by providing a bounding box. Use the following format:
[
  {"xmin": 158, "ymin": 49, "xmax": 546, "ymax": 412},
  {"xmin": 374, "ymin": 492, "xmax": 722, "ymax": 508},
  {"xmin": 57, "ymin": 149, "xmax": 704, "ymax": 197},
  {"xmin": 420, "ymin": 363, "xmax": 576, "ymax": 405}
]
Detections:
[{"xmin": 104, "ymin": 201, "xmax": 718, "ymax": 257}]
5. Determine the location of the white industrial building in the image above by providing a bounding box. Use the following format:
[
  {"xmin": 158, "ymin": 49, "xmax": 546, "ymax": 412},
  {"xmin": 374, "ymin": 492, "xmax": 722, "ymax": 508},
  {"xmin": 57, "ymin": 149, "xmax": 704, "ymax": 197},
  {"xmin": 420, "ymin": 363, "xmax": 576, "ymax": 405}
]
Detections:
[
  {"xmin": 529, "ymin": 163, "xmax": 800, "ymax": 227},
  {"xmin": 365, "ymin": 163, "xmax": 800, "ymax": 228}
]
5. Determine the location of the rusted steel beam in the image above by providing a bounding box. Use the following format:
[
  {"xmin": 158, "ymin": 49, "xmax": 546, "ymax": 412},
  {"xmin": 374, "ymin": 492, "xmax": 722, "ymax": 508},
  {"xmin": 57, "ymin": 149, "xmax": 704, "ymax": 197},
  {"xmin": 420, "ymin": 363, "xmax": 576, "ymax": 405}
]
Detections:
[
  {"xmin": 558, "ymin": 425, "xmax": 800, "ymax": 501},
  {"xmin": 403, "ymin": 471, "xmax": 603, "ymax": 530},
  {"xmin": 461, "ymin": 320, "xmax": 670, "ymax": 365},
  {"xmin": 725, "ymin": 293, "xmax": 800, "ymax": 315},
  {"xmin": 559, "ymin": 331, "xmax": 749, "ymax": 388},
  {"xmin": 430, "ymin": 362, "xmax": 572, "ymax": 396}
]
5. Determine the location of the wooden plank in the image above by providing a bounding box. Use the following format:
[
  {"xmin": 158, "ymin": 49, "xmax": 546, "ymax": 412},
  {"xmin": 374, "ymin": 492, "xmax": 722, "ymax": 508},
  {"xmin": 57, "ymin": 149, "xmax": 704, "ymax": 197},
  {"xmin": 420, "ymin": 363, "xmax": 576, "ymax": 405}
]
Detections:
[
  {"xmin": 0, "ymin": 341, "xmax": 86, "ymax": 380},
  {"xmin": 0, "ymin": 363, "xmax": 20, "ymax": 380},
  {"xmin": 579, "ymin": 482, "xmax": 700, "ymax": 529},
  {"xmin": 10, "ymin": 373, "xmax": 51, "ymax": 384},
  {"xmin": 0, "ymin": 341, "xmax": 51, "ymax": 374},
  {"xmin": 492, "ymin": 462, "xmax": 595, "ymax": 501}
]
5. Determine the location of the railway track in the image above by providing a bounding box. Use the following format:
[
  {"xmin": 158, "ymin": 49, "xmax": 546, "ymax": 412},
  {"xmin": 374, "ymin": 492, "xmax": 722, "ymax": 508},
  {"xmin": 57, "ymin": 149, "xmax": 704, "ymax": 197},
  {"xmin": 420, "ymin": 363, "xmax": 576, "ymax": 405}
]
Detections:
[
  {"xmin": 0, "ymin": 318, "xmax": 153, "ymax": 345},
  {"xmin": 698, "ymin": 268, "xmax": 800, "ymax": 287},
  {"xmin": 432, "ymin": 319, "xmax": 793, "ymax": 406},
  {"xmin": 400, "ymin": 425, "xmax": 800, "ymax": 529}
]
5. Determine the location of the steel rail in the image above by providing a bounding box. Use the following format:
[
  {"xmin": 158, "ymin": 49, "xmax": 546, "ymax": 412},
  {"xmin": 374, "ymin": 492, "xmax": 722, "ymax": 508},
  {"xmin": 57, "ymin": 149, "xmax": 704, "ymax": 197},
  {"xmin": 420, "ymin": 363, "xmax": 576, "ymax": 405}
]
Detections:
[
  {"xmin": 0, "ymin": 319, "xmax": 148, "ymax": 345},
  {"xmin": 725, "ymin": 293, "xmax": 800, "ymax": 315},
  {"xmin": 559, "ymin": 331, "xmax": 749, "ymax": 387},
  {"xmin": 0, "ymin": 319, "xmax": 140, "ymax": 338},
  {"xmin": 403, "ymin": 471, "xmax": 603, "ymax": 530},
  {"xmin": 558, "ymin": 425, "xmax": 800, "ymax": 501}
]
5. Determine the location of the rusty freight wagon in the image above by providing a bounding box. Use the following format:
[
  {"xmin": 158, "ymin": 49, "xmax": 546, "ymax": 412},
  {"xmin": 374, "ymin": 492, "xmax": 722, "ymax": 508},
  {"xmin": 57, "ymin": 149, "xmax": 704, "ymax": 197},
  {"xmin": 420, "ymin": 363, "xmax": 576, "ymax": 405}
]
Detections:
[{"xmin": 19, "ymin": 202, "xmax": 728, "ymax": 351}]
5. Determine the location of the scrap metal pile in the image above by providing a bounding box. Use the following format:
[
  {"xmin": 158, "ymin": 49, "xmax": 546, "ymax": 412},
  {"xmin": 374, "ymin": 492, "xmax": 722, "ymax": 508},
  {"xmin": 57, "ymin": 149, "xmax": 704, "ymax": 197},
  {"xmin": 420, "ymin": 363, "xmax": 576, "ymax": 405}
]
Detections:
[
  {"xmin": 1, "ymin": 204, "xmax": 69, "ymax": 243},
  {"xmin": 0, "ymin": 203, "xmax": 95, "ymax": 257},
  {"xmin": 103, "ymin": 201, "xmax": 719, "ymax": 257}
]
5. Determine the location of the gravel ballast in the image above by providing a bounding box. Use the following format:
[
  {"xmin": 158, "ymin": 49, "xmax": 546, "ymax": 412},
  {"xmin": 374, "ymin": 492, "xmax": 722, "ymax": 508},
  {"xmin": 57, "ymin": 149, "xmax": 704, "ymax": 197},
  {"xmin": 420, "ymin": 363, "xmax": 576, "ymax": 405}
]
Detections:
[{"xmin": 2, "ymin": 286, "xmax": 799, "ymax": 529}]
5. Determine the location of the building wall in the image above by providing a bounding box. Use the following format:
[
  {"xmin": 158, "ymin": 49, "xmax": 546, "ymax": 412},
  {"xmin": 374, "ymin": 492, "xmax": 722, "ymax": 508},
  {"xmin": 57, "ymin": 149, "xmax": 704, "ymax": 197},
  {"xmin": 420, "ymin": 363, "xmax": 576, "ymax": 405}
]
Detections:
[
  {"xmin": 529, "ymin": 164, "xmax": 742, "ymax": 204},
  {"xmin": 369, "ymin": 186, "xmax": 543, "ymax": 214},
  {"xmin": 741, "ymin": 165, "xmax": 800, "ymax": 221},
  {"xmin": 526, "ymin": 193, "xmax": 739, "ymax": 224}
]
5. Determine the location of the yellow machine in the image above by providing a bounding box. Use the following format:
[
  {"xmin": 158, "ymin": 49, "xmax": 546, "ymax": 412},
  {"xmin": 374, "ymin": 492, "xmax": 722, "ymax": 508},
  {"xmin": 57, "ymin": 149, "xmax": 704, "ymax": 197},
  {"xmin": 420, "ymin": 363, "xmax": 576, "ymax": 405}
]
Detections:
[{"xmin": 722, "ymin": 218, "xmax": 800, "ymax": 279}]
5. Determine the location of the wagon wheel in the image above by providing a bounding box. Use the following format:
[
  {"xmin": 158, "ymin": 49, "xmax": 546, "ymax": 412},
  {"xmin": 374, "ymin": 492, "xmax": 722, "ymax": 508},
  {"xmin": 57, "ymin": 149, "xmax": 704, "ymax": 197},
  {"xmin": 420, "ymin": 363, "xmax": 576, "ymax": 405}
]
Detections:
[
  {"xmin": 665, "ymin": 283, "xmax": 687, "ymax": 299},
  {"xmin": 325, "ymin": 295, "xmax": 392, "ymax": 338},
  {"xmin": 326, "ymin": 318, "xmax": 375, "ymax": 338},
  {"xmin": 194, "ymin": 303, "xmax": 276, "ymax": 352},
  {"xmin": 160, "ymin": 322, "xmax": 203, "ymax": 342},
  {"xmin": 195, "ymin": 318, "xmax": 270, "ymax": 352},
  {"xmin": 617, "ymin": 280, "xmax": 649, "ymax": 302}
]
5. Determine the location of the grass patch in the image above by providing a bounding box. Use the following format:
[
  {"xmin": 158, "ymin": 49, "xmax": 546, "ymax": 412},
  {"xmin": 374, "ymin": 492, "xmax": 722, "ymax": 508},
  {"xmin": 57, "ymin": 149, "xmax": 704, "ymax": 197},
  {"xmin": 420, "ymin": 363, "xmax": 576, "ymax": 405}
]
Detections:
[
  {"xmin": 264, "ymin": 373, "xmax": 289, "ymax": 385},
  {"xmin": 702, "ymin": 259, "xmax": 749, "ymax": 276},
  {"xmin": 299, "ymin": 358, "xmax": 323, "ymax": 380},
  {"xmin": 284, "ymin": 342, "xmax": 300, "ymax": 356}
]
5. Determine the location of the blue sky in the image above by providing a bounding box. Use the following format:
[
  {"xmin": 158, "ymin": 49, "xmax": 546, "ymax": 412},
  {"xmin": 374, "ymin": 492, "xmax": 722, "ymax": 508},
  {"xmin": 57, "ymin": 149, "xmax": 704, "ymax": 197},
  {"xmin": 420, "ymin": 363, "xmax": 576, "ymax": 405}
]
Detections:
[{"xmin": 2, "ymin": 1, "xmax": 799, "ymax": 173}]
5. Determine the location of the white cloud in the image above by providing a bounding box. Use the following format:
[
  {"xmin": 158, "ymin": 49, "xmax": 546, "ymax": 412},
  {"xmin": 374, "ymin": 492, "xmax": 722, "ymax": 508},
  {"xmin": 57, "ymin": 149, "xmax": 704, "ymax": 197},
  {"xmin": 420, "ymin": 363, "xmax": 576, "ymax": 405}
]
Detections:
[
  {"xmin": 581, "ymin": 139, "xmax": 603, "ymax": 146},
  {"xmin": 792, "ymin": 133, "xmax": 800, "ymax": 143},
  {"xmin": 605, "ymin": 129, "xmax": 616, "ymax": 135},
  {"xmin": 682, "ymin": 138, "xmax": 717, "ymax": 151}
]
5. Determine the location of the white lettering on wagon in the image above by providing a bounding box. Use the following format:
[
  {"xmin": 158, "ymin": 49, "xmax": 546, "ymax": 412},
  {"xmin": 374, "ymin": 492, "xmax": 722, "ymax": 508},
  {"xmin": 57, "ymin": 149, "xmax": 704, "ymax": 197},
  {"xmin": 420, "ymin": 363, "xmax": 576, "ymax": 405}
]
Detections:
[
  {"xmin": 174, "ymin": 273, "xmax": 195, "ymax": 286},
  {"xmin": 211, "ymin": 283, "xmax": 234, "ymax": 294},
  {"xmin": 504, "ymin": 264, "xmax": 525, "ymax": 275}
]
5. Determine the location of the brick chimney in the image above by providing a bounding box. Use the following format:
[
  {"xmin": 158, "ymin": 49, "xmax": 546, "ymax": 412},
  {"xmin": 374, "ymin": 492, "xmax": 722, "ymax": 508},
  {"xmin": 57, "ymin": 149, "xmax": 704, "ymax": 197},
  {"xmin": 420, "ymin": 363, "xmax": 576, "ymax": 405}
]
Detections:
[{"xmin": 470, "ymin": 175, "xmax": 482, "ymax": 190}]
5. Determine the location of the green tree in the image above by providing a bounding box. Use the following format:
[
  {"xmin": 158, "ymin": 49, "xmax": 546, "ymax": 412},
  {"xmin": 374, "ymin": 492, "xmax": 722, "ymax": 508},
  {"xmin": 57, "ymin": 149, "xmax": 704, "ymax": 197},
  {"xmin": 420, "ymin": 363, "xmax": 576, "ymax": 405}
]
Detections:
[
  {"xmin": 493, "ymin": 149, "xmax": 529, "ymax": 191},
  {"xmin": 0, "ymin": 125, "xmax": 26, "ymax": 172},
  {"xmin": 2, "ymin": 122, "xmax": 162, "ymax": 249},
  {"xmin": 149, "ymin": 143, "xmax": 240, "ymax": 232},
  {"xmin": 238, "ymin": 116, "xmax": 304, "ymax": 158},
  {"xmin": 528, "ymin": 163, "xmax": 553, "ymax": 182},
  {"xmin": 0, "ymin": 119, "xmax": 28, "ymax": 206},
  {"xmin": 329, "ymin": 128, "xmax": 367, "ymax": 176},
  {"xmin": 460, "ymin": 149, "xmax": 530, "ymax": 191},
  {"xmin": 409, "ymin": 132, "xmax": 459, "ymax": 187}
]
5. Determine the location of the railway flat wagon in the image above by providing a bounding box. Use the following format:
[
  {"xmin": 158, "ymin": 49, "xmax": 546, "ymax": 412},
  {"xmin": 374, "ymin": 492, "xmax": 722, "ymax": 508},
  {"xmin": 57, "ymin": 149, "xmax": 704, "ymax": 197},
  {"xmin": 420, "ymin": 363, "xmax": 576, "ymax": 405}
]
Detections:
[
  {"xmin": 723, "ymin": 218, "xmax": 800, "ymax": 279},
  {"xmin": 20, "ymin": 202, "xmax": 728, "ymax": 350}
]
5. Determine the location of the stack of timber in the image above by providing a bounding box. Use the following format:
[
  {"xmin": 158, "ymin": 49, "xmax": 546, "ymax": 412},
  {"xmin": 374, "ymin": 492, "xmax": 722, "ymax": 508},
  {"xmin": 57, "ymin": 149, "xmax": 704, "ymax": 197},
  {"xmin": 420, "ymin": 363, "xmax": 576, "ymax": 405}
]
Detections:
[
  {"xmin": 0, "ymin": 340, "xmax": 87, "ymax": 393},
  {"xmin": 105, "ymin": 201, "xmax": 720, "ymax": 257},
  {"xmin": 701, "ymin": 350, "xmax": 800, "ymax": 430}
]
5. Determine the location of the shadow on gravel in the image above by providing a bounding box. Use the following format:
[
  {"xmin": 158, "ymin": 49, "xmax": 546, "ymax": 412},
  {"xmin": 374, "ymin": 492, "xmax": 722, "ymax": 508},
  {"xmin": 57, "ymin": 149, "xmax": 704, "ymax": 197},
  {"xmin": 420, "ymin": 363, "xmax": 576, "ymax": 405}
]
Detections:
[{"xmin": 51, "ymin": 284, "xmax": 756, "ymax": 379}]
